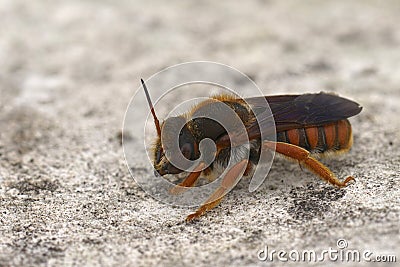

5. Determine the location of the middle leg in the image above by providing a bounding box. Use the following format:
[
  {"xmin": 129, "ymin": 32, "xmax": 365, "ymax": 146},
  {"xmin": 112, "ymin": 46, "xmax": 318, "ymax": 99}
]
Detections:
[{"xmin": 186, "ymin": 159, "xmax": 249, "ymax": 222}]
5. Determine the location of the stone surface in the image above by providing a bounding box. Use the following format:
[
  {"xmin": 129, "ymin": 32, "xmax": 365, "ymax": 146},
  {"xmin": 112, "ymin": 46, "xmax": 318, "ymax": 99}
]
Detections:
[{"xmin": 0, "ymin": 1, "xmax": 399, "ymax": 266}]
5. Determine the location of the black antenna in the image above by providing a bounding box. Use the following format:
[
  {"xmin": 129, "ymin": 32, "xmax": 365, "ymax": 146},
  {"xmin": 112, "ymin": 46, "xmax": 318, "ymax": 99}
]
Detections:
[{"xmin": 141, "ymin": 79, "xmax": 161, "ymax": 137}]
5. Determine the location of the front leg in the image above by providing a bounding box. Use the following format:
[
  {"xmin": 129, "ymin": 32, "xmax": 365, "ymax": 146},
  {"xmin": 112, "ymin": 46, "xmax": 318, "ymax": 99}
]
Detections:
[{"xmin": 169, "ymin": 162, "xmax": 205, "ymax": 195}]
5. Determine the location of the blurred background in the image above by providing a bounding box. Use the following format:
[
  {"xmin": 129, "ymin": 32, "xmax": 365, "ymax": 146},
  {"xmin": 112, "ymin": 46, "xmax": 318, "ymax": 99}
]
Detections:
[{"xmin": 0, "ymin": 1, "xmax": 399, "ymax": 266}]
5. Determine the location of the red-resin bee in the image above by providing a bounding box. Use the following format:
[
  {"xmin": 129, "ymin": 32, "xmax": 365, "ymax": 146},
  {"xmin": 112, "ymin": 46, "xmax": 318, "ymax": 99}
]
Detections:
[{"xmin": 141, "ymin": 79, "xmax": 362, "ymax": 221}]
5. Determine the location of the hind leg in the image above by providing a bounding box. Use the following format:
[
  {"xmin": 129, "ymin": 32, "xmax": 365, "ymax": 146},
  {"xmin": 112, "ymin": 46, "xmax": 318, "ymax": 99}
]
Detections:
[{"xmin": 263, "ymin": 141, "xmax": 354, "ymax": 187}]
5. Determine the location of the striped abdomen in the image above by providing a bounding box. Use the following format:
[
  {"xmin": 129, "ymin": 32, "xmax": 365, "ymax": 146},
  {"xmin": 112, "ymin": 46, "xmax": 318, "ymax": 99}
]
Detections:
[{"xmin": 276, "ymin": 119, "xmax": 353, "ymax": 154}]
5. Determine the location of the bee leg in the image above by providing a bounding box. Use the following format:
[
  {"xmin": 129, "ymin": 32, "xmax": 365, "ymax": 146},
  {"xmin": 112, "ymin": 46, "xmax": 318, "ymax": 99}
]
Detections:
[
  {"xmin": 263, "ymin": 141, "xmax": 354, "ymax": 187},
  {"xmin": 186, "ymin": 159, "xmax": 248, "ymax": 222},
  {"xmin": 298, "ymin": 161, "xmax": 304, "ymax": 172},
  {"xmin": 169, "ymin": 162, "xmax": 205, "ymax": 195}
]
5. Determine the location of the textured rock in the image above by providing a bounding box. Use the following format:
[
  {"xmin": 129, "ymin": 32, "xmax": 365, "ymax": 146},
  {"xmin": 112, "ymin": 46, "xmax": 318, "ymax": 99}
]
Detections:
[{"xmin": 0, "ymin": 1, "xmax": 399, "ymax": 266}]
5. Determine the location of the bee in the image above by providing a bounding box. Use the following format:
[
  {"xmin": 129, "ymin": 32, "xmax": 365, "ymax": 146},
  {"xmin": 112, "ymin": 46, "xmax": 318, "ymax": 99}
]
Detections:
[{"xmin": 141, "ymin": 79, "xmax": 362, "ymax": 222}]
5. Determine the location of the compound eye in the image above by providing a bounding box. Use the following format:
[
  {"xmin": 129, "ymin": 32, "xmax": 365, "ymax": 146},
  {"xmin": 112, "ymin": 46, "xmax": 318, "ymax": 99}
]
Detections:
[{"xmin": 181, "ymin": 143, "xmax": 193, "ymax": 160}]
